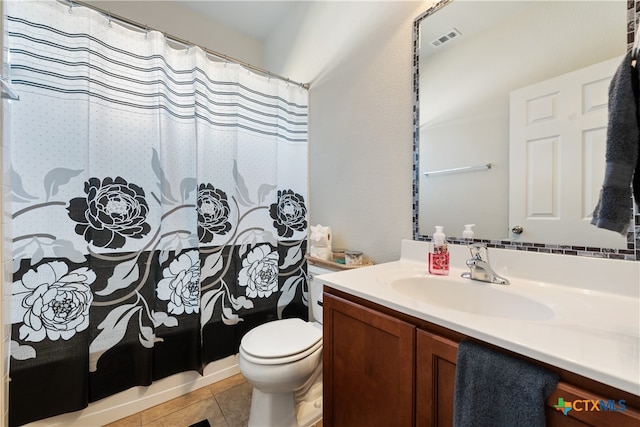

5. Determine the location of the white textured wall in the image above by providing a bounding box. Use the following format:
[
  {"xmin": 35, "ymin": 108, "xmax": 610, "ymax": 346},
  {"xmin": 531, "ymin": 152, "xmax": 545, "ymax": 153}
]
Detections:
[{"xmin": 266, "ymin": 1, "xmax": 426, "ymax": 263}]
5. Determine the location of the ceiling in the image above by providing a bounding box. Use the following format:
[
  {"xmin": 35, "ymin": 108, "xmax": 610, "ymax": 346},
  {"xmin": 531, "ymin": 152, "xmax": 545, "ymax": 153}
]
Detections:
[{"xmin": 178, "ymin": 1, "xmax": 299, "ymax": 40}]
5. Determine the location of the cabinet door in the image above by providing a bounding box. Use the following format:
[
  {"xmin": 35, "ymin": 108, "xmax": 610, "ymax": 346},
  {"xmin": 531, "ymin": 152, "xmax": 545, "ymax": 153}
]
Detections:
[
  {"xmin": 416, "ymin": 329, "xmax": 458, "ymax": 427},
  {"xmin": 323, "ymin": 293, "xmax": 415, "ymax": 427}
]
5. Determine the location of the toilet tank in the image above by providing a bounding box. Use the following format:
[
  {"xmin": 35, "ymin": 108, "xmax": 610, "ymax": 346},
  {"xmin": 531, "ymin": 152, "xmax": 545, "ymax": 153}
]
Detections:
[{"xmin": 308, "ymin": 264, "xmax": 338, "ymax": 324}]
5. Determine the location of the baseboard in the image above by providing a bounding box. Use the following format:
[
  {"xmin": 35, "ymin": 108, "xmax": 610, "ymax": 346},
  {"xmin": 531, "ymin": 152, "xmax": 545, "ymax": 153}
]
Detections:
[{"xmin": 25, "ymin": 354, "xmax": 240, "ymax": 427}]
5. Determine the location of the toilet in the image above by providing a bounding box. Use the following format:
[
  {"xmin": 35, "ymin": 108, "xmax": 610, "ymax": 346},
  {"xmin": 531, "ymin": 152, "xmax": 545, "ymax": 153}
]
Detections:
[{"xmin": 239, "ymin": 263, "xmax": 332, "ymax": 427}]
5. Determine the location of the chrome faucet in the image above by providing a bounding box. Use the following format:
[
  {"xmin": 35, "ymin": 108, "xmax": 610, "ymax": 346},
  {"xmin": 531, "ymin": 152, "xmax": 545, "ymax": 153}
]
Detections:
[{"xmin": 461, "ymin": 244, "xmax": 510, "ymax": 285}]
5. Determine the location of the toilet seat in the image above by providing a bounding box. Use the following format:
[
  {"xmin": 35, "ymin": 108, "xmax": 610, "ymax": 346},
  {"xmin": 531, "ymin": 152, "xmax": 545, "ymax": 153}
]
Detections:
[
  {"xmin": 240, "ymin": 318, "xmax": 322, "ymax": 365},
  {"xmin": 240, "ymin": 339, "xmax": 322, "ymax": 365}
]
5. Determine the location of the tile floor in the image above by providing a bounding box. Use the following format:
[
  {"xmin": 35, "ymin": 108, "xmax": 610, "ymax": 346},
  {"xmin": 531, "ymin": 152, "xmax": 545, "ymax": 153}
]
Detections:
[{"xmin": 104, "ymin": 373, "xmax": 323, "ymax": 427}]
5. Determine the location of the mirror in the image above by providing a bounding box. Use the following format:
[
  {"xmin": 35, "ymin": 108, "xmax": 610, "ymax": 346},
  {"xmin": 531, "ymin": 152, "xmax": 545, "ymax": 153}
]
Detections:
[{"xmin": 413, "ymin": 0, "xmax": 638, "ymax": 260}]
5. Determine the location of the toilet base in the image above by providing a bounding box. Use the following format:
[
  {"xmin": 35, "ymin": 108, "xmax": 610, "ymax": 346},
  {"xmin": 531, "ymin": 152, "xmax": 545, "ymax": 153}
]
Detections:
[
  {"xmin": 248, "ymin": 388, "xmax": 297, "ymax": 427},
  {"xmin": 248, "ymin": 380, "xmax": 322, "ymax": 427},
  {"xmin": 296, "ymin": 382, "xmax": 322, "ymax": 427}
]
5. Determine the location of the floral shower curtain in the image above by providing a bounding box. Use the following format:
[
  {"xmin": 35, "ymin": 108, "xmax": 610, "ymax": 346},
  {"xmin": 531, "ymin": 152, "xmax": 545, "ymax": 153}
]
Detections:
[{"xmin": 5, "ymin": 1, "xmax": 309, "ymax": 425}]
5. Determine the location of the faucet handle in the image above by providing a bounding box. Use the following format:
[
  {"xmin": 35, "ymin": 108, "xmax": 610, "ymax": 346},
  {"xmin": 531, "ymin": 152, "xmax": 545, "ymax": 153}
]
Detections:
[
  {"xmin": 468, "ymin": 243, "xmax": 487, "ymax": 259},
  {"xmin": 464, "ymin": 244, "xmax": 509, "ymax": 285}
]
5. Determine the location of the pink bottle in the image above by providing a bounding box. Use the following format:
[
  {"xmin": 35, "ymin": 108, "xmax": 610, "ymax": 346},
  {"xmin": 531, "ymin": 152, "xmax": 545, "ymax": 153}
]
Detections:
[{"xmin": 428, "ymin": 226, "xmax": 449, "ymax": 275}]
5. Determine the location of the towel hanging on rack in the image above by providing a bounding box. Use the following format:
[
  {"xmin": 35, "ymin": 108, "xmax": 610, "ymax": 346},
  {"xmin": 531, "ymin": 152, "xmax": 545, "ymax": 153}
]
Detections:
[
  {"xmin": 453, "ymin": 341, "xmax": 559, "ymax": 427},
  {"xmin": 591, "ymin": 50, "xmax": 640, "ymax": 234}
]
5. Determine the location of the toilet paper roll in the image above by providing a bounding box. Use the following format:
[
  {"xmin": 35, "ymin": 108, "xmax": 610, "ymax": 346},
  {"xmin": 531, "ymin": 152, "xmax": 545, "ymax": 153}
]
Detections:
[
  {"xmin": 309, "ymin": 224, "xmax": 332, "ymax": 247},
  {"xmin": 310, "ymin": 246, "xmax": 333, "ymax": 261}
]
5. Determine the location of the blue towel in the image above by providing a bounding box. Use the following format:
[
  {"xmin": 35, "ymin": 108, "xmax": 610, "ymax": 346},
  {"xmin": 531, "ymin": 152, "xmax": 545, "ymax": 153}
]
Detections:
[{"xmin": 453, "ymin": 341, "xmax": 559, "ymax": 427}]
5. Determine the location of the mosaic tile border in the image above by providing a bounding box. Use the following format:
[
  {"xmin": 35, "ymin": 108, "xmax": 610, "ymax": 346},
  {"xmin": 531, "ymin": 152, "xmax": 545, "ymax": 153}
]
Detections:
[{"xmin": 412, "ymin": 0, "xmax": 640, "ymax": 261}]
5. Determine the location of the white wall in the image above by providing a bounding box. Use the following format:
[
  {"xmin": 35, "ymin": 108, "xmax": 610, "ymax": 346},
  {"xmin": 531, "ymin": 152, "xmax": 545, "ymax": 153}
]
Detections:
[{"xmin": 266, "ymin": 1, "xmax": 426, "ymax": 263}]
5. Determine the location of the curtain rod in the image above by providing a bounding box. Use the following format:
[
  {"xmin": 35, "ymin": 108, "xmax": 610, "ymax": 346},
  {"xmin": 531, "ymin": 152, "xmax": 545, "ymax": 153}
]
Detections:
[{"xmin": 61, "ymin": 0, "xmax": 310, "ymax": 89}]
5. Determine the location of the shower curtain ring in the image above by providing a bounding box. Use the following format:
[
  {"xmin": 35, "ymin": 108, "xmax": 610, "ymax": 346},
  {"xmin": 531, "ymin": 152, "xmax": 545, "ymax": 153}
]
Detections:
[
  {"xmin": 68, "ymin": 1, "xmax": 74, "ymax": 13},
  {"xmin": 144, "ymin": 25, "xmax": 149, "ymax": 39},
  {"xmin": 108, "ymin": 11, "xmax": 112, "ymax": 26}
]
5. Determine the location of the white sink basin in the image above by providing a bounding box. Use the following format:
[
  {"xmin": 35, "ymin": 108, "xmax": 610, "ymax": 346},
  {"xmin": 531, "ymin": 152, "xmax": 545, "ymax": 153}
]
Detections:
[{"xmin": 389, "ymin": 275, "xmax": 555, "ymax": 321}]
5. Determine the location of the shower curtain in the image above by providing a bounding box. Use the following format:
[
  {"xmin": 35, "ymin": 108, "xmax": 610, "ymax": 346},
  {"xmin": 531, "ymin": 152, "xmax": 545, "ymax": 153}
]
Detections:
[{"xmin": 5, "ymin": 1, "xmax": 309, "ymax": 425}]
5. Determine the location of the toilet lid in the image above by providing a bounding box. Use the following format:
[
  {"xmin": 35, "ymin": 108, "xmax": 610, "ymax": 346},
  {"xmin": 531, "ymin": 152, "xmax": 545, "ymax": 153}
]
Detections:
[{"xmin": 241, "ymin": 318, "xmax": 322, "ymax": 359}]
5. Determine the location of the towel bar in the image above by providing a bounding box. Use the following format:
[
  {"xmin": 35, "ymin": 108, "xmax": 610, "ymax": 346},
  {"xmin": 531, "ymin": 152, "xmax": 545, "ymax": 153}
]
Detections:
[{"xmin": 423, "ymin": 163, "xmax": 491, "ymax": 177}]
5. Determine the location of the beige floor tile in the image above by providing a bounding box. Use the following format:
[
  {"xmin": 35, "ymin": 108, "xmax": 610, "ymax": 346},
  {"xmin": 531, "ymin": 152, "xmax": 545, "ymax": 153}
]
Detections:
[
  {"xmin": 215, "ymin": 382, "xmax": 252, "ymax": 427},
  {"xmin": 99, "ymin": 373, "xmax": 335, "ymax": 427},
  {"xmin": 106, "ymin": 373, "xmax": 322, "ymax": 427},
  {"xmin": 143, "ymin": 398, "xmax": 226, "ymax": 427},
  {"xmin": 140, "ymin": 387, "xmax": 214, "ymax": 425},
  {"xmin": 208, "ymin": 373, "xmax": 247, "ymax": 396},
  {"xmin": 104, "ymin": 413, "xmax": 142, "ymax": 427}
]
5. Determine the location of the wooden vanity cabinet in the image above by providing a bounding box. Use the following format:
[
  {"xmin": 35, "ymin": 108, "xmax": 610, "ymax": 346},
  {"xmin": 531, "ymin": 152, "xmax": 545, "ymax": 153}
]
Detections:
[
  {"xmin": 323, "ymin": 288, "xmax": 640, "ymax": 427},
  {"xmin": 323, "ymin": 291, "xmax": 415, "ymax": 426},
  {"xmin": 416, "ymin": 330, "xmax": 457, "ymax": 426}
]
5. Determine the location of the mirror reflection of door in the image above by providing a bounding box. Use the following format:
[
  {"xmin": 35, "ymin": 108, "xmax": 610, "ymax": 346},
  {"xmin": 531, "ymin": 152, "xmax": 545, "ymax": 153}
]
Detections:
[
  {"xmin": 417, "ymin": 0, "xmax": 628, "ymax": 249},
  {"xmin": 509, "ymin": 55, "xmax": 627, "ymax": 248}
]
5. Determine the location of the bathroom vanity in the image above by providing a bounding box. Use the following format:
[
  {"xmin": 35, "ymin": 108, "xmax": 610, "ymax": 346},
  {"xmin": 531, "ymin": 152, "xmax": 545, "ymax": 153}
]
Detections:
[{"xmin": 319, "ymin": 241, "xmax": 640, "ymax": 426}]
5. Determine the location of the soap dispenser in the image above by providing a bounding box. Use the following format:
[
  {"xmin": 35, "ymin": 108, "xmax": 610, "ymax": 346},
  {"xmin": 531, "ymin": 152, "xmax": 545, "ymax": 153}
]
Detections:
[
  {"xmin": 429, "ymin": 226, "xmax": 449, "ymax": 276},
  {"xmin": 462, "ymin": 224, "xmax": 475, "ymax": 240}
]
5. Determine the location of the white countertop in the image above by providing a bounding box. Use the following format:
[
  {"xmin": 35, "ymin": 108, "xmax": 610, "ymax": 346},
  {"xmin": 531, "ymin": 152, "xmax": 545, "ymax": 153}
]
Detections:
[{"xmin": 316, "ymin": 240, "xmax": 640, "ymax": 395}]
